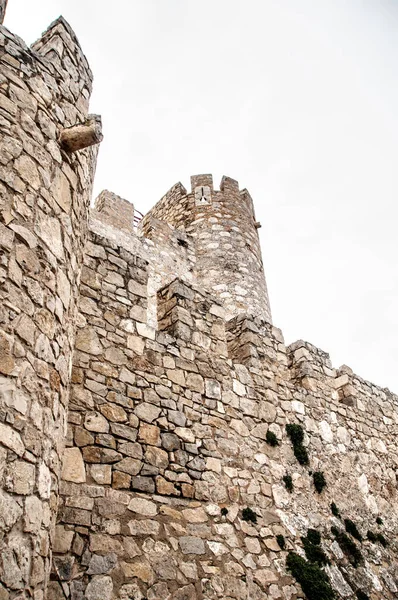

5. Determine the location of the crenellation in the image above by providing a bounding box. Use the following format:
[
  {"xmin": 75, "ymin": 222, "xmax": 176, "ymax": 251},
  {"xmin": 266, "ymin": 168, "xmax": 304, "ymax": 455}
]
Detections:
[
  {"xmin": 93, "ymin": 190, "xmax": 135, "ymax": 234},
  {"xmin": 0, "ymin": 7, "xmax": 397, "ymax": 600}
]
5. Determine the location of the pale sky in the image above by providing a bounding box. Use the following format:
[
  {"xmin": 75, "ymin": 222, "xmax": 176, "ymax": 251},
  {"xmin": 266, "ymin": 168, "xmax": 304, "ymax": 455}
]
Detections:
[{"xmin": 5, "ymin": 0, "xmax": 398, "ymax": 391}]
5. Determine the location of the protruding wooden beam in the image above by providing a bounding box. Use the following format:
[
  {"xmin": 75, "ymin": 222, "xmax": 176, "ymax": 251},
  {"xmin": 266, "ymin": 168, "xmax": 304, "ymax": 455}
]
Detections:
[{"xmin": 60, "ymin": 114, "xmax": 103, "ymax": 152}]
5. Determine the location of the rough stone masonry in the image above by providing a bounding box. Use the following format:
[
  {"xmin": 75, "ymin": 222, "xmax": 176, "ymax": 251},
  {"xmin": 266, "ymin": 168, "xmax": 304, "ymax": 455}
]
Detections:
[{"xmin": 0, "ymin": 5, "xmax": 397, "ymax": 600}]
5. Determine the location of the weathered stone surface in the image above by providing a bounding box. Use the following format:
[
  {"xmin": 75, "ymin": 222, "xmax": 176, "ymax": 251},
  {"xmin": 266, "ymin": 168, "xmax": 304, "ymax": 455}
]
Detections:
[
  {"xmin": 139, "ymin": 423, "xmax": 161, "ymax": 446},
  {"xmin": 128, "ymin": 519, "xmax": 160, "ymax": 536},
  {"xmin": 0, "ymin": 423, "xmax": 24, "ymax": 456},
  {"xmin": 179, "ymin": 536, "xmax": 205, "ymax": 555},
  {"xmin": 53, "ymin": 526, "xmax": 74, "ymax": 554},
  {"xmin": 0, "ymin": 332, "xmax": 15, "ymax": 375},
  {"xmin": 85, "ymin": 412, "xmax": 110, "ymax": 433},
  {"xmin": 128, "ymin": 497, "xmax": 157, "ymax": 516},
  {"xmin": 61, "ymin": 448, "xmax": 86, "ymax": 483},
  {"xmin": 144, "ymin": 446, "xmax": 168, "ymax": 469},
  {"xmin": 87, "ymin": 553, "xmax": 118, "ymax": 575},
  {"xmin": 134, "ymin": 402, "xmax": 161, "ymax": 423},
  {"xmin": 85, "ymin": 575, "xmax": 113, "ymax": 600},
  {"xmin": 75, "ymin": 327, "xmax": 102, "ymax": 355}
]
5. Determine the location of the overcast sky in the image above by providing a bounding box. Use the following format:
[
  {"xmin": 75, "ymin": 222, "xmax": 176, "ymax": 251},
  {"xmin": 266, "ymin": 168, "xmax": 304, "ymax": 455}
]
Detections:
[{"xmin": 5, "ymin": 0, "xmax": 398, "ymax": 391}]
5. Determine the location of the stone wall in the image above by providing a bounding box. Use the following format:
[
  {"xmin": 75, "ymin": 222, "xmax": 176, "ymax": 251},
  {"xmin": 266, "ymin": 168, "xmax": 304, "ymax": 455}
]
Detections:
[
  {"xmin": 52, "ymin": 228, "xmax": 398, "ymax": 600},
  {"xmin": 0, "ymin": 16, "xmax": 100, "ymax": 599},
  {"xmin": 91, "ymin": 196, "xmax": 196, "ymax": 328}
]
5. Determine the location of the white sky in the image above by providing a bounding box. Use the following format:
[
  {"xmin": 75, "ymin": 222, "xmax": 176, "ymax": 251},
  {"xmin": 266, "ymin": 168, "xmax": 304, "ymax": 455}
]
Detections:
[{"xmin": 5, "ymin": 0, "xmax": 398, "ymax": 391}]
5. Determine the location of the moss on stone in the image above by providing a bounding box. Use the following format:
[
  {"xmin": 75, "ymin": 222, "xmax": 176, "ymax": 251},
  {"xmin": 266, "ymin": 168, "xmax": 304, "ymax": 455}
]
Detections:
[
  {"xmin": 331, "ymin": 527, "xmax": 362, "ymax": 568},
  {"xmin": 242, "ymin": 507, "xmax": 257, "ymax": 524},
  {"xmin": 283, "ymin": 474, "xmax": 293, "ymax": 492},
  {"xmin": 344, "ymin": 518, "xmax": 362, "ymax": 541},
  {"xmin": 376, "ymin": 533, "xmax": 388, "ymax": 547},
  {"xmin": 302, "ymin": 529, "xmax": 329, "ymax": 566},
  {"xmin": 313, "ymin": 471, "xmax": 327, "ymax": 494},
  {"xmin": 276, "ymin": 534, "xmax": 286, "ymax": 549},
  {"xmin": 286, "ymin": 552, "xmax": 336, "ymax": 600},
  {"xmin": 306, "ymin": 529, "xmax": 321, "ymax": 546},
  {"xmin": 356, "ymin": 591, "xmax": 370, "ymax": 600},
  {"xmin": 266, "ymin": 430, "xmax": 279, "ymax": 447},
  {"xmin": 286, "ymin": 423, "xmax": 309, "ymax": 466},
  {"xmin": 367, "ymin": 530, "xmax": 377, "ymax": 543}
]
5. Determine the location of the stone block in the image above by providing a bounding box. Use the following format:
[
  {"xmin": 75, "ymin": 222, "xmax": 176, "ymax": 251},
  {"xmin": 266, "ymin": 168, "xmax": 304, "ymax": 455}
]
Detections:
[
  {"xmin": 179, "ymin": 536, "xmax": 205, "ymax": 555},
  {"xmin": 138, "ymin": 423, "xmax": 160, "ymax": 446},
  {"xmin": 53, "ymin": 526, "xmax": 74, "ymax": 554},
  {"xmin": 61, "ymin": 448, "xmax": 86, "ymax": 483}
]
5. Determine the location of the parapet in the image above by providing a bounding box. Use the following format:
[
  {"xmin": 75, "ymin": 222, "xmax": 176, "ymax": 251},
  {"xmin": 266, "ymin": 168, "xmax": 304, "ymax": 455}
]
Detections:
[
  {"xmin": 32, "ymin": 16, "xmax": 93, "ymax": 98},
  {"xmin": 139, "ymin": 181, "xmax": 188, "ymax": 236},
  {"xmin": 93, "ymin": 190, "xmax": 135, "ymax": 234}
]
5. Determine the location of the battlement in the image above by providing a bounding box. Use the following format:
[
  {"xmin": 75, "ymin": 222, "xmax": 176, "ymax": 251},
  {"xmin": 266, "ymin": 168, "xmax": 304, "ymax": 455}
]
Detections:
[
  {"xmin": 32, "ymin": 16, "xmax": 93, "ymax": 90},
  {"xmin": 93, "ymin": 189, "xmax": 135, "ymax": 233}
]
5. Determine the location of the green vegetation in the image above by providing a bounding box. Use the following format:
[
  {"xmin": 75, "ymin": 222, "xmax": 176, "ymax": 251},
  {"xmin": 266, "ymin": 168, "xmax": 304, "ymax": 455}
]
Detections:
[
  {"xmin": 344, "ymin": 518, "xmax": 362, "ymax": 541},
  {"xmin": 242, "ymin": 507, "xmax": 257, "ymax": 524},
  {"xmin": 286, "ymin": 424, "xmax": 309, "ymax": 465},
  {"xmin": 367, "ymin": 530, "xmax": 377, "ymax": 543},
  {"xmin": 283, "ymin": 474, "xmax": 293, "ymax": 492},
  {"xmin": 286, "ymin": 552, "xmax": 335, "ymax": 600},
  {"xmin": 330, "ymin": 502, "xmax": 340, "ymax": 518},
  {"xmin": 266, "ymin": 430, "xmax": 279, "ymax": 447},
  {"xmin": 331, "ymin": 527, "xmax": 362, "ymax": 568},
  {"xmin": 313, "ymin": 471, "xmax": 327, "ymax": 494},
  {"xmin": 302, "ymin": 529, "xmax": 330, "ymax": 566},
  {"xmin": 376, "ymin": 533, "xmax": 388, "ymax": 547},
  {"xmin": 306, "ymin": 529, "xmax": 321, "ymax": 546},
  {"xmin": 276, "ymin": 534, "xmax": 286, "ymax": 549}
]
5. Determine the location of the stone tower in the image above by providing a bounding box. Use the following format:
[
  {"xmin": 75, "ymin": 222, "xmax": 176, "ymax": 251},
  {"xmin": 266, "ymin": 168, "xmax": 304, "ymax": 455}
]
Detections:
[
  {"xmin": 140, "ymin": 175, "xmax": 272, "ymax": 322},
  {"xmin": 0, "ymin": 14, "xmax": 102, "ymax": 598}
]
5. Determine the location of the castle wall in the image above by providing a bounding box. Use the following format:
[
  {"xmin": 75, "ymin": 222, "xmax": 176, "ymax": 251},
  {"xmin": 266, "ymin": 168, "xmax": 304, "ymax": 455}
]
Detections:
[
  {"xmin": 53, "ymin": 225, "xmax": 398, "ymax": 600},
  {"xmin": 0, "ymin": 18, "xmax": 99, "ymax": 598},
  {"xmin": 91, "ymin": 201, "xmax": 196, "ymax": 327},
  {"xmin": 139, "ymin": 175, "xmax": 272, "ymax": 323}
]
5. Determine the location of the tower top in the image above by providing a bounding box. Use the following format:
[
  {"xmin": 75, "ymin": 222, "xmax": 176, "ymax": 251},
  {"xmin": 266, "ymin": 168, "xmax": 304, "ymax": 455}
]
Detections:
[{"xmin": 139, "ymin": 174, "xmax": 272, "ymax": 322}]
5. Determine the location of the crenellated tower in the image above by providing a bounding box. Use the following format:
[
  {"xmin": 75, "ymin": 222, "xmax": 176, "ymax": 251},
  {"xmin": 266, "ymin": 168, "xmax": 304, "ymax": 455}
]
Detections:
[{"xmin": 139, "ymin": 174, "xmax": 272, "ymax": 322}]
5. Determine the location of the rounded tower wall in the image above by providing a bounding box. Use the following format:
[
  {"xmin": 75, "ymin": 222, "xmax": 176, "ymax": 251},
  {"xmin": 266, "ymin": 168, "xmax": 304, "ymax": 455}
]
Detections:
[{"xmin": 140, "ymin": 174, "xmax": 272, "ymax": 322}]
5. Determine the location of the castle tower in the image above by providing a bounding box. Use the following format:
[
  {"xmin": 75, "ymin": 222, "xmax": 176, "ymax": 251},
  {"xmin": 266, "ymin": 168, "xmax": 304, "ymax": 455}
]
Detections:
[
  {"xmin": 0, "ymin": 15, "xmax": 101, "ymax": 597},
  {"xmin": 140, "ymin": 174, "xmax": 272, "ymax": 322}
]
